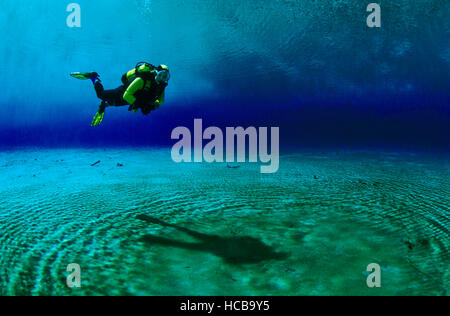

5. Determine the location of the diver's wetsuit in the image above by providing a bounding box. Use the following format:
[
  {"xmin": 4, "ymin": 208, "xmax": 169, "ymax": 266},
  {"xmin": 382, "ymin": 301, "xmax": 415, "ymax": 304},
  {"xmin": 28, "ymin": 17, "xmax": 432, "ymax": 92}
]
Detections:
[
  {"xmin": 93, "ymin": 79, "xmax": 165, "ymax": 115},
  {"xmin": 94, "ymin": 82, "xmax": 128, "ymax": 106}
]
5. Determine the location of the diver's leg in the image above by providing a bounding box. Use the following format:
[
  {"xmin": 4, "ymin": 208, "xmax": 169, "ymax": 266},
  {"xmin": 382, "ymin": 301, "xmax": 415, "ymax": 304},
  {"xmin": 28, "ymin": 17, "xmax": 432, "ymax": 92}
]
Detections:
[
  {"xmin": 93, "ymin": 81, "xmax": 113, "ymax": 102},
  {"xmin": 94, "ymin": 83, "xmax": 128, "ymax": 106}
]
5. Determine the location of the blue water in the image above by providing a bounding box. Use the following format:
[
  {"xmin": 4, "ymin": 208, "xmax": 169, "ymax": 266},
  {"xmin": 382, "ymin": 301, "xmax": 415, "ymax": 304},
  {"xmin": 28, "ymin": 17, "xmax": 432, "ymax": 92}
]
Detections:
[
  {"xmin": 0, "ymin": 1, "xmax": 448, "ymax": 296},
  {"xmin": 0, "ymin": 0, "xmax": 448, "ymax": 148}
]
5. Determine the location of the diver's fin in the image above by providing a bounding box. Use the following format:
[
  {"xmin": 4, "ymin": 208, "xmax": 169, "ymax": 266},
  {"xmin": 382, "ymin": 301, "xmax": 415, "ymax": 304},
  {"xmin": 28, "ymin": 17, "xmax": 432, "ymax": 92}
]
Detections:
[
  {"xmin": 71, "ymin": 72, "xmax": 99, "ymax": 80},
  {"xmin": 91, "ymin": 102, "xmax": 106, "ymax": 127},
  {"xmin": 91, "ymin": 111, "xmax": 104, "ymax": 127}
]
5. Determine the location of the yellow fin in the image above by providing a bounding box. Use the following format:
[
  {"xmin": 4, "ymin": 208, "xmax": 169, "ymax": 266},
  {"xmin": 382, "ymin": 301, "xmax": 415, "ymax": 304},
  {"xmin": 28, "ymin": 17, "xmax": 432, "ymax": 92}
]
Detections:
[{"xmin": 91, "ymin": 111, "xmax": 104, "ymax": 127}]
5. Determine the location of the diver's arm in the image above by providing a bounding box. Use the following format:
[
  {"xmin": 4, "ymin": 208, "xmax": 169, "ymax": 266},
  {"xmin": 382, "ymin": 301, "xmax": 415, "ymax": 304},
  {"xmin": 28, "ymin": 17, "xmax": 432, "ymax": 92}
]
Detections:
[
  {"xmin": 153, "ymin": 90, "xmax": 165, "ymax": 110},
  {"xmin": 141, "ymin": 91, "xmax": 165, "ymax": 116},
  {"xmin": 123, "ymin": 78, "xmax": 145, "ymax": 104}
]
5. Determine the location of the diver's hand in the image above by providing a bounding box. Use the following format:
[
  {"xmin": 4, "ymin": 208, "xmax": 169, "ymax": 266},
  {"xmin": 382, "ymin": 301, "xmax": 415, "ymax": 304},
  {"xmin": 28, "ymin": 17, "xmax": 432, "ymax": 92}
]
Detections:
[
  {"xmin": 128, "ymin": 103, "xmax": 139, "ymax": 112},
  {"xmin": 141, "ymin": 106, "xmax": 152, "ymax": 115}
]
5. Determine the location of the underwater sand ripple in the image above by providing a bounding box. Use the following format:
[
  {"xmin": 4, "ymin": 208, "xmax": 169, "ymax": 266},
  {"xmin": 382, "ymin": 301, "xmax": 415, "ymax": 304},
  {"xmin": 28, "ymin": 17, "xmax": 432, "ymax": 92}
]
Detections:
[{"xmin": 0, "ymin": 149, "xmax": 448, "ymax": 295}]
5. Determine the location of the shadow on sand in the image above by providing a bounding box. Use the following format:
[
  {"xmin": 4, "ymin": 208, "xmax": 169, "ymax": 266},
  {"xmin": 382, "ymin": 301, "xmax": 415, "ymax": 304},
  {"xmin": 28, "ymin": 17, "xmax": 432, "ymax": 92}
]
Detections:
[{"xmin": 137, "ymin": 215, "xmax": 288, "ymax": 264}]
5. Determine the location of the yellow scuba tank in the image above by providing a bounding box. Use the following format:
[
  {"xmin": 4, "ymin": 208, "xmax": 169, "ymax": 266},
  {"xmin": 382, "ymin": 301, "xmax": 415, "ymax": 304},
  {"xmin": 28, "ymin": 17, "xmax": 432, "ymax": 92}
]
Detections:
[{"xmin": 121, "ymin": 62, "xmax": 156, "ymax": 86}]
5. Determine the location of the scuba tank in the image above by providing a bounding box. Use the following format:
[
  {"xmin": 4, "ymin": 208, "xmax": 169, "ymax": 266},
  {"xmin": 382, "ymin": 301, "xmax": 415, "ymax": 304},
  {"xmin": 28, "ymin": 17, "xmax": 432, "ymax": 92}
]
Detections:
[{"xmin": 121, "ymin": 62, "xmax": 157, "ymax": 86}]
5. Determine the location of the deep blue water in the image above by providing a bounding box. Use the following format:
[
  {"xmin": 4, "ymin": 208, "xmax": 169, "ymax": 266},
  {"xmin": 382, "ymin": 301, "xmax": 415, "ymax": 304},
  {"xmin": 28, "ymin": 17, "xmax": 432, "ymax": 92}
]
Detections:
[{"xmin": 0, "ymin": 0, "xmax": 448, "ymax": 149}]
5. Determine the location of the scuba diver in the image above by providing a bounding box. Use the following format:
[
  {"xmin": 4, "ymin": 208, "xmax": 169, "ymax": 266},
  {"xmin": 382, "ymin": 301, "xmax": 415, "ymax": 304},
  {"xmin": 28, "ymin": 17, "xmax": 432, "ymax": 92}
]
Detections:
[{"xmin": 71, "ymin": 62, "xmax": 170, "ymax": 126}]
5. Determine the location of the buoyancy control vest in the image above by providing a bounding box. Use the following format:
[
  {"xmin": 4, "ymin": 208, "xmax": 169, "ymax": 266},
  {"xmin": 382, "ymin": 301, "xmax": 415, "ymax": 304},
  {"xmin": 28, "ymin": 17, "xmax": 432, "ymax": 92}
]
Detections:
[{"xmin": 122, "ymin": 62, "xmax": 165, "ymax": 104}]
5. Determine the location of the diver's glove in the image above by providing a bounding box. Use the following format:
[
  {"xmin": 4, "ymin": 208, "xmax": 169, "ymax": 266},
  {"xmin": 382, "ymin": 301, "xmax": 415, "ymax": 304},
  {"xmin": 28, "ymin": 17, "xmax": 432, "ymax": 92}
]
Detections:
[
  {"xmin": 141, "ymin": 105, "xmax": 152, "ymax": 115},
  {"xmin": 128, "ymin": 103, "xmax": 139, "ymax": 113}
]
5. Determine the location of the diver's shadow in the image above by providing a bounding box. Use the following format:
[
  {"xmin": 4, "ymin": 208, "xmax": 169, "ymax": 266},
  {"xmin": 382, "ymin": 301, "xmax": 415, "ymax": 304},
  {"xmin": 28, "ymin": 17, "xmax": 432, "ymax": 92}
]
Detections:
[{"xmin": 137, "ymin": 215, "xmax": 288, "ymax": 265}]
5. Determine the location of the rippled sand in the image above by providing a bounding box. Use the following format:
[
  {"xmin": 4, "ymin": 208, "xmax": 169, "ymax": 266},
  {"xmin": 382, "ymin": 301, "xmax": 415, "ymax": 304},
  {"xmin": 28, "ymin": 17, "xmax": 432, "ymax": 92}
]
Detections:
[{"xmin": 0, "ymin": 148, "xmax": 448, "ymax": 295}]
